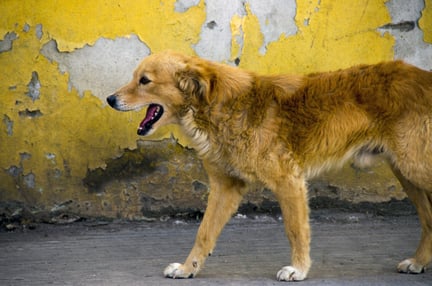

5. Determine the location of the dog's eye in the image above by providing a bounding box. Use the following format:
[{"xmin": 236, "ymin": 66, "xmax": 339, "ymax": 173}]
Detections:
[{"xmin": 139, "ymin": 76, "xmax": 151, "ymax": 85}]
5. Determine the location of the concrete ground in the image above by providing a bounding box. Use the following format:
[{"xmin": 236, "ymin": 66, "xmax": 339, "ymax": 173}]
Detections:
[{"xmin": 0, "ymin": 210, "xmax": 431, "ymax": 286}]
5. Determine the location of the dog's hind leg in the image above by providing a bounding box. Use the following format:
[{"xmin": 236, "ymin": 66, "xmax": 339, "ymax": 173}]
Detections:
[
  {"xmin": 272, "ymin": 177, "xmax": 311, "ymax": 281},
  {"xmin": 164, "ymin": 164, "xmax": 246, "ymax": 279},
  {"xmin": 391, "ymin": 166, "xmax": 432, "ymax": 273}
]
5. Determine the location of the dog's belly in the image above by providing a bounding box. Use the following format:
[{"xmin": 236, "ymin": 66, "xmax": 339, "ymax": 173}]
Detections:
[{"xmin": 225, "ymin": 162, "xmax": 259, "ymax": 183}]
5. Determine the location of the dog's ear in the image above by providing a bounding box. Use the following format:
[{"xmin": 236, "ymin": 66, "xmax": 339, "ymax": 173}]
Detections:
[{"xmin": 175, "ymin": 66, "xmax": 213, "ymax": 104}]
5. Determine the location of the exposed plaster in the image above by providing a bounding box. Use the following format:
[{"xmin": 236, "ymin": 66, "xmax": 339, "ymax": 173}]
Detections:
[
  {"xmin": 0, "ymin": 32, "xmax": 17, "ymax": 53},
  {"xmin": 35, "ymin": 24, "xmax": 43, "ymax": 40},
  {"xmin": 18, "ymin": 109, "xmax": 43, "ymax": 118},
  {"xmin": 194, "ymin": 0, "xmax": 297, "ymax": 62},
  {"xmin": 3, "ymin": 115, "xmax": 13, "ymax": 136},
  {"xmin": 248, "ymin": 0, "xmax": 297, "ymax": 54},
  {"xmin": 20, "ymin": 152, "xmax": 31, "ymax": 161},
  {"xmin": 26, "ymin": 71, "xmax": 41, "ymax": 101},
  {"xmin": 5, "ymin": 153, "xmax": 33, "ymax": 188},
  {"xmin": 194, "ymin": 0, "xmax": 247, "ymax": 62},
  {"xmin": 384, "ymin": 0, "xmax": 432, "ymax": 70},
  {"xmin": 6, "ymin": 165, "xmax": 22, "ymax": 178},
  {"xmin": 23, "ymin": 172, "xmax": 36, "ymax": 189},
  {"xmin": 46, "ymin": 153, "xmax": 56, "ymax": 161},
  {"xmin": 175, "ymin": 0, "xmax": 200, "ymax": 12},
  {"xmin": 41, "ymin": 35, "xmax": 150, "ymax": 101},
  {"xmin": 23, "ymin": 23, "xmax": 30, "ymax": 33}
]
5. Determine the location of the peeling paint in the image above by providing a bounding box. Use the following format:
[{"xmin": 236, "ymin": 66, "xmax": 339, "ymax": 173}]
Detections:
[
  {"xmin": 194, "ymin": 0, "xmax": 246, "ymax": 62},
  {"xmin": 197, "ymin": 0, "xmax": 297, "ymax": 61},
  {"xmin": 23, "ymin": 23, "xmax": 31, "ymax": 33},
  {"xmin": 0, "ymin": 32, "xmax": 17, "ymax": 53},
  {"xmin": 419, "ymin": 0, "xmax": 432, "ymax": 43},
  {"xmin": 239, "ymin": 0, "xmax": 395, "ymax": 74},
  {"xmin": 5, "ymin": 152, "xmax": 37, "ymax": 193},
  {"xmin": 83, "ymin": 148, "xmax": 159, "ymax": 193},
  {"xmin": 23, "ymin": 172, "xmax": 36, "ymax": 189},
  {"xmin": 0, "ymin": 0, "xmax": 431, "ymax": 220},
  {"xmin": 6, "ymin": 165, "xmax": 22, "ymax": 178},
  {"xmin": 248, "ymin": 0, "xmax": 297, "ymax": 54},
  {"xmin": 18, "ymin": 109, "xmax": 43, "ymax": 118},
  {"xmin": 175, "ymin": 0, "xmax": 200, "ymax": 12},
  {"xmin": 3, "ymin": 114, "xmax": 13, "ymax": 136},
  {"xmin": 46, "ymin": 153, "xmax": 56, "ymax": 161},
  {"xmin": 230, "ymin": 15, "xmax": 245, "ymax": 63},
  {"xmin": 83, "ymin": 139, "xmax": 208, "ymax": 218},
  {"xmin": 35, "ymin": 24, "xmax": 43, "ymax": 40},
  {"xmin": 0, "ymin": 0, "xmax": 206, "ymax": 52},
  {"xmin": 20, "ymin": 152, "xmax": 31, "ymax": 161},
  {"xmin": 26, "ymin": 71, "xmax": 41, "ymax": 101},
  {"xmin": 385, "ymin": 0, "xmax": 432, "ymax": 70},
  {"xmin": 41, "ymin": 36, "xmax": 151, "ymax": 100}
]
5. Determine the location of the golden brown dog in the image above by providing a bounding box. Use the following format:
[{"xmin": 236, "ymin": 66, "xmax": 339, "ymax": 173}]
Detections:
[{"xmin": 107, "ymin": 51, "xmax": 432, "ymax": 281}]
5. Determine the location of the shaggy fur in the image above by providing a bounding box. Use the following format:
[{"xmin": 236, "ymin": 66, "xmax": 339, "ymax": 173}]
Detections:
[{"xmin": 107, "ymin": 51, "xmax": 432, "ymax": 281}]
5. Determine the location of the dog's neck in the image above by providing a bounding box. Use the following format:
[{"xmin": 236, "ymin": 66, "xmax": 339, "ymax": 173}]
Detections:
[
  {"xmin": 178, "ymin": 74, "xmax": 304, "ymax": 160},
  {"xmin": 180, "ymin": 108, "xmax": 211, "ymax": 158}
]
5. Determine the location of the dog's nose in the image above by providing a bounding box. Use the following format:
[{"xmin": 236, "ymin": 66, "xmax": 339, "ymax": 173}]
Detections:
[{"xmin": 107, "ymin": 95, "xmax": 117, "ymax": 107}]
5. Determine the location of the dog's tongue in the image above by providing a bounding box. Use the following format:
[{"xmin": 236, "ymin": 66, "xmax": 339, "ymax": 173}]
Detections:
[
  {"xmin": 142, "ymin": 104, "xmax": 159, "ymax": 125},
  {"xmin": 137, "ymin": 104, "xmax": 162, "ymax": 136}
]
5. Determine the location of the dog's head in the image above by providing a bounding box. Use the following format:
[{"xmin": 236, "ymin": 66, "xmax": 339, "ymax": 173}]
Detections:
[{"xmin": 107, "ymin": 51, "xmax": 214, "ymax": 136}]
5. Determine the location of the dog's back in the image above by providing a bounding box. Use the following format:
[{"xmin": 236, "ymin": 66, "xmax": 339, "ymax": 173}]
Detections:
[{"xmin": 274, "ymin": 61, "xmax": 432, "ymax": 181}]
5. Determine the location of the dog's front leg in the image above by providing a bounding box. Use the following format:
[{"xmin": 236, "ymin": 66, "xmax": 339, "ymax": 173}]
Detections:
[
  {"xmin": 273, "ymin": 178, "xmax": 311, "ymax": 282},
  {"xmin": 164, "ymin": 169, "xmax": 245, "ymax": 279}
]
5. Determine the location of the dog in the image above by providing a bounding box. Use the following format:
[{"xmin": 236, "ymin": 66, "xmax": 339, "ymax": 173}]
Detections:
[{"xmin": 107, "ymin": 51, "xmax": 432, "ymax": 281}]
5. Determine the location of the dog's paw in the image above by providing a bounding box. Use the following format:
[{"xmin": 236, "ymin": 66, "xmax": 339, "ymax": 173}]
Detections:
[
  {"xmin": 276, "ymin": 266, "xmax": 307, "ymax": 281},
  {"xmin": 163, "ymin": 263, "xmax": 195, "ymax": 279},
  {"xmin": 397, "ymin": 258, "xmax": 426, "ymax": 274}
]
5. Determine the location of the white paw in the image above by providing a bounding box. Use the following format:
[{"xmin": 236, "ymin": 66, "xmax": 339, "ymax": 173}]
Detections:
[
  {"xmin": 277, "ymin": 266, "xmax": 306, "ymax": 281},
  {"xmin": 164, "ymin": 263, "xmax": 194, "ymax": 279},
  {"xmin": 397, "ymin": 258, "xmax": 425, "ymax": 274}
]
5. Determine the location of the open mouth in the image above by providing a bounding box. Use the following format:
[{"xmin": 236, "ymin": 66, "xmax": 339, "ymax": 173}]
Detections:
[{"xmin": 137, "ymin": 104, "xmax": 164, "ymax": 136}]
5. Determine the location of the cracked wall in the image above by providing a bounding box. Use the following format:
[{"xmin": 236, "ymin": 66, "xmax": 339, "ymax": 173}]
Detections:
[{"xmin": 1, "ymin": 0, "xmax": 432, "ymax": 221}]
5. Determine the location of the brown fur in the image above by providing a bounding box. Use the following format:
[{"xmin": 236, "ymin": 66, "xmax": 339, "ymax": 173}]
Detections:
[{"xmin": 107, "ymin": 51, "xmax": 432, "ymax": 281}]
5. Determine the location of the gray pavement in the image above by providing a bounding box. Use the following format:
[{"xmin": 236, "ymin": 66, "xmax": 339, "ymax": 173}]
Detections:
[{"xmin": 0, "ymin": 211, "xmax": 431, "ymax": 285}]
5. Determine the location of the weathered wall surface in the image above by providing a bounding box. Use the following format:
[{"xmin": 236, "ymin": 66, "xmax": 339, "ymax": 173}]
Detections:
[{"xmin": 1, "ymin": 0, "xmax": 431, "ymax": 221}]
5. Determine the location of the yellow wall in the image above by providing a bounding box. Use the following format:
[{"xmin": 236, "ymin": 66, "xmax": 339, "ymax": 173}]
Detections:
[
  {"xmin": 235, "ymin": 1, "xmax": 394, "ymax": 74},
  {"xmin": 1, "ymin": 0, "xmax": 431, "ymax": 219},
  {"xmin": 420, "ymin": 0, "xmax": 432, "ymax": 43}
]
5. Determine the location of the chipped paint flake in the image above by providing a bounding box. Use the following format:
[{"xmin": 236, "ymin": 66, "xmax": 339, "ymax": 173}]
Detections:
[
  {"xmin": 175, "ymin": 0, "xmax": 200, "ymax": 12},
  {"xmin": 41, "ymin": 35, "xmax": 151, "ymax": 100},
  {"xmin": 3, "ymin": 114, "xmax": 13, "ymax": 136},
  {"xmin": 248, "ymin": 0, "xmax": 297, "ymax": 54},
  {"xmin": 419, "ymin": 0, "xmax": 432, "ymax": 43},
  {"xmin": 0, "ymin": 32, "xmax": 17, "ymax": 53},
  {"xmin": 23, "ymin": 172, "xmax": 36, "ymax": 189},
  {"xmin": 194, "ymin": 0, "xmax": 246, "ymax": 62},
  {"xmin": 0, "ymin": 0, "xmax": 205, "ymax": 52},
  {"xmin": 26, "ymin": 71, "xmax": 41, "ymax": 101},
  {"xmin": 230, "ymin": 15, "xmax": 245, "ymax": 63},
  {"xmin": 385, "ymin": 0, "xmax": 432, "ymax": 70},
  {"xmin": 239, "ymin": 0, "xmax": 394, "ymax": 74},
  {"xmin": 18, "ymin": 109, "xmax": 43, "ymax": 118}
]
